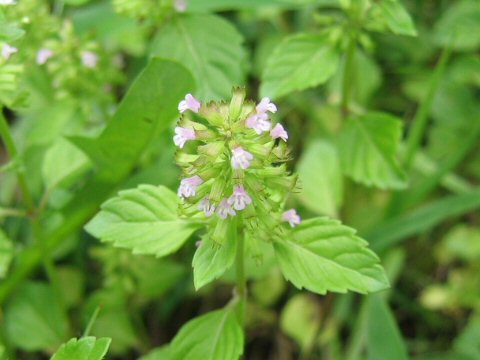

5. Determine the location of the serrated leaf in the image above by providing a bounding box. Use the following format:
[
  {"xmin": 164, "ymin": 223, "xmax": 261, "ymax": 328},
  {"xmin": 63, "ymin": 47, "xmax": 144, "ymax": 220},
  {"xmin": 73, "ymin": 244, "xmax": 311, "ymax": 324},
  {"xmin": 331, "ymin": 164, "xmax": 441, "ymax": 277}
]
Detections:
[
  {"xmin": 378, "ymin": 0, "xmax": 417, "ymax": 37},
  {"xmin": 273, "ymin": 217, "xmax": 389, "ymax": 295},
  {"xmin": 42, "ymin": 137, "xmax": 90, "ymax": 190},
  {"xmin": 261, "ymin": 33, "xmax": 340, "ymax": 99},
  {"xmin": 85, "ymin": 185, "xmax": 202, "ymax": 257},
  {"xmin": 338, "ymin": 112, "xmax": 407, "ymax": 189},
  {"xmin": 151, "ymin": 14, "xmax": 246, "ymax": 100},
  {"xmin": 366, "ymin": 295, "xmax": 409, "ymax": 360},
  {"xmin": 0, "ymin": 228, "xmax": 13, "ymax": 278},
  {"xmin": 193, "ymin": 221, "xmax": 237, "ymax": 290},
  {"xmin": 296, "ymin": 140, "xmax": 343, "ymax": 217},
  {"xmin": 4, "ymin": 282, "xmax": 69, "ymax": 351},
  {"xmin": 170, "ymin": 307, "xmax": 244, "ymax": 360},
  {"xmin": 51, "ymin": 337, "xmax": 111, "ymax": 360}
]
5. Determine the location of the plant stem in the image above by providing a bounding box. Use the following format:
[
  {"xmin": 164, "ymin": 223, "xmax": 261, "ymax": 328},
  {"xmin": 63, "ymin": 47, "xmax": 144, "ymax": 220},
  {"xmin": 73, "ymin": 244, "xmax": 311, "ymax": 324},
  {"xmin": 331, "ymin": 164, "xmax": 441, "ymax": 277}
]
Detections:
[
  {"xmin": 83, "ymin": 306, "xmax": 101, "ymax": 337},
  {"xmin": 341, "ymin": 34, "xmax": 357, "ymax": 120},
  {"xmin": 235, "ymin": 226, "xmax": 246, "ymax": 327},
  {"xmin": 0, "ymin": 108, "xmax": 35, "ymax": 214}
]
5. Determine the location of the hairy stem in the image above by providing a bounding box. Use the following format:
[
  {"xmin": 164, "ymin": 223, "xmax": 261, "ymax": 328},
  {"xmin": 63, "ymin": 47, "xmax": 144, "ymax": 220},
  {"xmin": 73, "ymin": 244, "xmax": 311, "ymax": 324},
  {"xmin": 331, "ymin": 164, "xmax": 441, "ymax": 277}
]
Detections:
[
  {"xmin": 341, "ymin": 34, "xmax": 357, "ymax": 119},
  {"xmin": 0, "ymin": 108, "xmax": 35, "ymax": 213},
  {"xmin": 235, "ymin": 226, "xmax": 246, "ymax": 327}
]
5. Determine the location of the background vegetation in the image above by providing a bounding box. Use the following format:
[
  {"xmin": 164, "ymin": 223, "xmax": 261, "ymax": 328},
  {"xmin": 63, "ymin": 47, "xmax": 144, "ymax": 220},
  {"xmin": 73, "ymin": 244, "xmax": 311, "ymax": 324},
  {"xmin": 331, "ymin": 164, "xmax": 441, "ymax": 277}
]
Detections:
[{"xmin": 0, "ymin": 0, "xmax": 479, "ymax": 359}]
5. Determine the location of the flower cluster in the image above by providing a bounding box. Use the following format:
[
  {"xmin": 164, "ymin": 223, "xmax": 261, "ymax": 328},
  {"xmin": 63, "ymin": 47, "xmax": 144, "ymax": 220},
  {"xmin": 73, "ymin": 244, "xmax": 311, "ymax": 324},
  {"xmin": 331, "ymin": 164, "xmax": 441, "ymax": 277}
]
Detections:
[{"xmin": 174, "ymin": 88, "xmax": 301, "ymax": 249}]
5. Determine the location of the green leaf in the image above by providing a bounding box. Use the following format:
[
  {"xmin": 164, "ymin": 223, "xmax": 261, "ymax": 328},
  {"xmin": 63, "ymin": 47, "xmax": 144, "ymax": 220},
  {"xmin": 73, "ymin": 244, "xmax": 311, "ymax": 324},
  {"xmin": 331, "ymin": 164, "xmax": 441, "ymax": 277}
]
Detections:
[
  {"xmin": 85, "ymin": 185, "xmax": 202, "ymax": 257},
  {"xmin": 51, "ymin": 337, "xmax": 111, "ymax": 360},
  {"xmin": 368, "ymin": 188, "xmax": 480, "ymax": 252},
  {"xmin": 150, "ymin": 14, "xmax": 246, "ymax": 100},
  {"xmin": 193, "ymin": 220, "xmax": 237, "ymax": 290},
  {"xmin": 42, "ymin": 137, "xmax": 90, "ymax": 190},
  {"xmin": 338, "ymin": 112, "xmax": 407, "ymax": 189},
  {"xmin": 170, "ymin": 307, "xmax": 244, "ymax": 360},
  {"xmin": 366, "ymin": 295, "xmax": 408, "ymax": 360},
  {"xmin": 4, "ymin": 282, "xmax": 69, "ymax": 351},
  {"xmin": 187, "ymin": 0, "xmax": 323, "ymax": 11},
  {"xmin": 273, "ymin": 217, "xmax": 389, "ymax": 295},
  {"xmin": 139, "ymin": 345, "xmax": 171, "ymax": 360},
  {"xmin": 71, "ymin": 58, "xmax": 195, "ymax": 181},
  {"xmin": 261, "ymin": 33, "xmax": 340, "ymax": 99},
  {"xmin": 280, "ymin": 294, "xmax": 321, "ymax": 351},
  {"xmin": 434, "ymin": 0, "xmax": 480, "ymax": 51},
  {"xmin": 454, "ymin": 316, "xmax": 480, "ymax": 359},
  {"xmin": 296, "ymin": 140, "xmax": 343, "ymax": 217},
  {"xmin": 377, "ymin": 0, "xmax": 417, "ymax": 37},
  {"xmin": 0, "ymin": 228, "xmax": 13, "ymax": 279}
]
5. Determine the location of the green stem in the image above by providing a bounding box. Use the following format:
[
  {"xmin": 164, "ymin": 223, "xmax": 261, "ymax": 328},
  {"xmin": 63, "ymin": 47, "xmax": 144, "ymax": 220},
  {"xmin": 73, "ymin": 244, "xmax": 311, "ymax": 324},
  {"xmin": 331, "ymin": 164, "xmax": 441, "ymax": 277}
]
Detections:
[
  {"xmin": 403, "ymin": 45, "xmax": 452, "ymax": 170},
  {"xmin": 235, "ymin": 226, "xmax": 246, "ymax": 327},
  {"xmin": 0, "ymin": 108, "xmax": 35, "ymax": 214},
  {"xmin": 341, "ymin": 34, "xmax": 357, "ymax": 119},
  {"xmin": 83, "ymin": 306, "xmax": 101, "ymax": 337}
]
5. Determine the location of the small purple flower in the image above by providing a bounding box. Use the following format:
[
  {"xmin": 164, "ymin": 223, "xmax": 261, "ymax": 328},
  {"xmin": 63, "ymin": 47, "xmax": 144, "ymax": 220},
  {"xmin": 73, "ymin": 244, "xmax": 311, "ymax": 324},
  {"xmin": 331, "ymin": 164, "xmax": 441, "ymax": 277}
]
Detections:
[
  {"xmin": 282, "ymin": 209, "xmax": 301, "ymax": 227},
  {"xmin": 178, "ymin": 93, "xmax": 201, "ymax": 113},
  {"xmin": 256, "ymin": 97, "xmax": 277, "ymax": 114},
  {"xmin": 228, "ymin": 185, "xmax": 252, "ymax": 211},
  {"xmin": 173, "ymin": 126, "xmax": 196, "ymax": 148},
  {"xmin": 178, "ymin": 175, "xmax": 203, "ymax": 198},
  {"xmin": 36, "ymin": 48, "xmax": 53, "ymax": 65},
  {"xmin": 270, "ymin": 123, "xmax": 288, "ymax": 142},
  {"xmin": 174, "ymin": 0, "xmax": 187, "ymax": 12},
  {"xmin": 2, "ymin": 44, "xmax": 17, "ymax": 60},
  {"xmin": 231, "ymin": 147, "xmax": 253, "ymax": 170},
  {"xmin": 81, "ymin": 50, "xmax": 98, "ymax": 68},
  {"xmin": 217, "ymin": 198, "xmax": 236, "ymax": 219},
  {"xmin": 198, "ymin": 197, "xmax": 216, "ymax": 217},
  {"xmin": 246, "ymin": 113, "xmax": 272, "ymax": 135}
]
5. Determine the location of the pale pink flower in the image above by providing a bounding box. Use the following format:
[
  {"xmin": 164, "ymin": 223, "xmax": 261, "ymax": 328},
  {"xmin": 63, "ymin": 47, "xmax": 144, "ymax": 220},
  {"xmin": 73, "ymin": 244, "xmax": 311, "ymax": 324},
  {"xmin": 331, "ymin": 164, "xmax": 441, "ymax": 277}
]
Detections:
[
  {"xmin": 228, "ymin": 185, "xmax": 252, "ymax": 211},
  {"xmin": 173, "ymin": 126, "xmax": 195, "ymax": 148},
  {"xmin": 231, "ymin": 147, "xmax": 253, "ymax": 170},
  {"xmin": 217, "ymin": 198, "xmax": 236, "ymax": 219},
  {"xmin": 256, "ymin": 97, "xmax": 277, "ymax": 114},
  {"xmin": 178, "ymin": 93, "xmax": 201, "ymax": 113},
  {"xmin": 81, "ymin": 50, "xmax": 98, "ymax": 68},
  {"xmin": 195, "ymin": 240, "xmax": 202, "ymax": 247},
  {"xmin": 36, "ymin": 48, "xmax": 53, "ymax": 65},
  {"xmin": 174, "ymin": 0, "xmax": 187, "ymax": 12},
  {"xmin": 282, "ymin": 209, "xmax": 301, "ymax": 227},
  {"xmin": 178, "ymin": 175, "xmax": 203, "ymax": 198},
  {"xmin": 270, "ymin": 123, "xmax": 288, "ymax": 142},
  {"xmin": 198, "ymin": 197, "xmax": 216, "ymax": 217},
  {"xmin": 2, "ymin": 44, "xmax": 17, "ymax": 60},
  {"xmin": 246, "ymin": 113, "xmax": 271, "ymax": 135}
]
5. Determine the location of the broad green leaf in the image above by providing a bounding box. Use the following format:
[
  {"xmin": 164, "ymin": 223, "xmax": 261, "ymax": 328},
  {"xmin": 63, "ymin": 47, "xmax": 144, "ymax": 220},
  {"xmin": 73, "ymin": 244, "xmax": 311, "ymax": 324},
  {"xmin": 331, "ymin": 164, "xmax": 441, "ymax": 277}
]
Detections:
[
  {"xmin": 280, "ymin": 294, "xmax": 320, "ymax": 351},
  {"xmin": 338, "ymin": 112, "xmax": 407, "ymax": 189},
  {"xmin": 377, "ymin": 0, "xmax": 417, "ymax": 37},
  {"xmin": 261, "ymin": 33, "xmax": 340, "ymax": 99},
  {"xmin": 0, "ymin": 229, "xmax": 13, "ymax": 278},
  {"xmin": 85, "ymin": 185, "xmax": 201, "ymax": 257},
  {"xmin": 0, "ymin": 19, "xmax": 25, "ymax": 42},
  {"xmin": 193, "ymin": 220, "xmax": 237, "ymax": 290},
  {"xmin": 454, "ymin": 316, "xmax": 480, "ymax": 360},
  {"xmin": 368, "ymin": 188, "xmax": 480, "ymax": 252},
  {"xmin": 151, "ymin": 14, "xmax": 246, "ymax": 100},
  {"xmin": 366, "ymin": 295, "xmax": 408, "ymax": 360},
  {"xmin": 139, "ymin": 345, "xmax": 171, "ymax": 360},
  {"xmin": 51, "ymin": 337, "xmax": 111, "ymax": 360},
  {"xmin": 71, "ymin": 58, "xmax": 195, "ymax": 181},
  {"xmin": 4, "ymin": 282, "xmax": 69, "ymax": 351},
  {"xmin": 273, "ymin": 217, "xmax": 389, "ymax": 295},
  {"xmin": 251, "ymin": 268, "xmax": 285, "ymax": 306},
  {"xmin": 296, "ymin": 140, "xmax": 343, "ymax": 217},
  {"xmin": 170, "ymin": 307, "xmax": 244, "ymax": 360},
  {"xmin": 434, "ymin": 0, "xmax": 480, "ymax": 51},
  {"xmin": 42, "ymin": 137, "xmax": 90, "ymax": 190}
]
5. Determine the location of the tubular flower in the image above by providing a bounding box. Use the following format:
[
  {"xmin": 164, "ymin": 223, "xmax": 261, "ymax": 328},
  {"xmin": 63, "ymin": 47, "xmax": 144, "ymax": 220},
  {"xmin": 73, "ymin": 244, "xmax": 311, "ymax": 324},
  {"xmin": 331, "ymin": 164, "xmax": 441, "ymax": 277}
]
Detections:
[
  {"xmin": 2, "ymin": 44, "xmax": 17, "ymax": 60},
  {"xmin": 174, "ymin": 88, "xmax": 300, "ymax": 246},
  {"xmin": 36, "ymin": 48, "xmax": 53, "ymax": 65},
  {"xmin": 282, "ymin": 209, "xmax": 301, "ymax": 227},
  {"xmin": 81, "ymin": 50, "xmax": 98, "ymax": 68}
]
